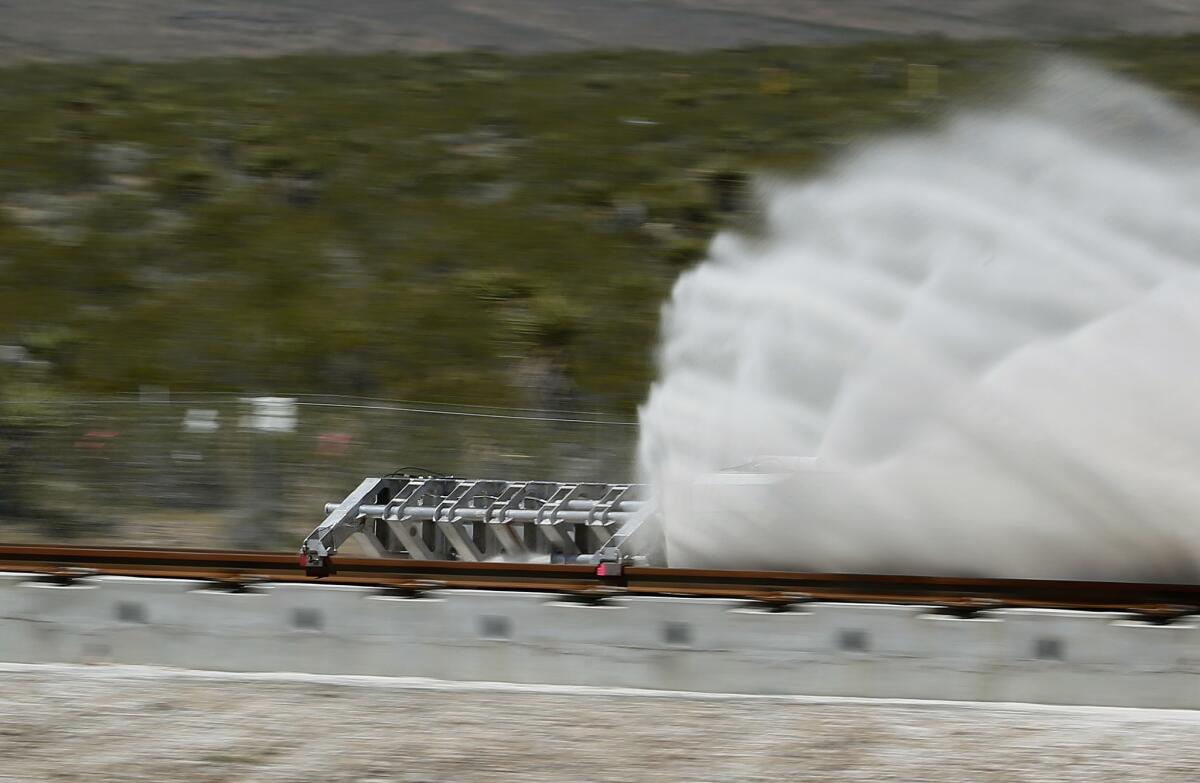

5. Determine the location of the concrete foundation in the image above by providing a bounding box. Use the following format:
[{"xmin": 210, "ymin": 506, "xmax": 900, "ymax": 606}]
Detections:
[{"xmin": 0, "ymin": 573, "xmax": 1195, "ymax": 708}]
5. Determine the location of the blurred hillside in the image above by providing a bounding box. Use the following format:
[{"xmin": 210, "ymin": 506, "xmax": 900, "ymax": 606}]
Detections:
[
  {"xmin": 2, "ymin": 36, "xmax": 1200, "ymax": 416},
  {"xmin": 3, "ymin": 1, "xmax": 1200, "ymax": 63}
]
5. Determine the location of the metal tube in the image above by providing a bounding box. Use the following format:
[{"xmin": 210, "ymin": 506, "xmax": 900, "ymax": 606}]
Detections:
[
  {"xmin": 351, "ymin": 503, "xmax": 639, "ymax": 517},
  {"xmin": 339, "ymin": 501, "xmax": 643, "ymax": 515},
  {"xmin": 349, "ymin": 504, "xmax": 636, "ymax": 524},
  {"xmin": 562, "ymin": 500, "xmax": 645, "ymax": 511}
]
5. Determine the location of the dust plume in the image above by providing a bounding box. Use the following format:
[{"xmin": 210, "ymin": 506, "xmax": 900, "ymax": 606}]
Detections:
[{"xmin": 638, "ymin": 61, "xmax": 1200, "ymax": 580}]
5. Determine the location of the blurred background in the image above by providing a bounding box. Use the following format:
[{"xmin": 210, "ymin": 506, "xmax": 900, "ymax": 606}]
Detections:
[{"xmin": 2, "ymin": 2, "xmax": 1200, "ymax": 550}]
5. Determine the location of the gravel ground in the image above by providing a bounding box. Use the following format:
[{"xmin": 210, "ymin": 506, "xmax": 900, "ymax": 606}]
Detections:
[{"xmin": 0, "ymin": 664, "xmax": 1197, "ymax": 783}]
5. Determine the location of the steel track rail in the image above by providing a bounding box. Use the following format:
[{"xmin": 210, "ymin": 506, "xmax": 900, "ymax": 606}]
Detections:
[{"xmin": 0, "ymin": 544, "xmax": 1197, "ymax": 619}]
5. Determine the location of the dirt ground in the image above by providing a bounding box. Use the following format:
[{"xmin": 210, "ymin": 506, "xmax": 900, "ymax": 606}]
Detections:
[{"xmin": 0, "ymin": 664, "xmax": 1196, "ymax": 782}]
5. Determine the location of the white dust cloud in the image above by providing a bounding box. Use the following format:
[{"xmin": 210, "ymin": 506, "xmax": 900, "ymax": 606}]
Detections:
[{"xmin": 638, "ymin": 62, "xmax": 1200, "ymax": 580}]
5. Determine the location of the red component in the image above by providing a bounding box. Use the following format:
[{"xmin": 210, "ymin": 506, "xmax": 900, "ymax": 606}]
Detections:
[
  {"xmin": 298, "ymin": 553, "xmax": 308, "ymax": 567},
  {"xmin": 596, "ymin": 563, "xmax": 607, "ymax": 577}
]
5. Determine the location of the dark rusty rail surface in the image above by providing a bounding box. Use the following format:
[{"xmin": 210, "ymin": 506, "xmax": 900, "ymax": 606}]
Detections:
[{"xmin": 0, "ymin": 544, "xmax": 1197, "ymax": 620}]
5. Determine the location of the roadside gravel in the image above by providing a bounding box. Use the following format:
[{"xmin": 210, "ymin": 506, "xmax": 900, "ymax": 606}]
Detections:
[{"xmin": 0, "ymin": 665, "xmax": 1196, "ymax": 782}]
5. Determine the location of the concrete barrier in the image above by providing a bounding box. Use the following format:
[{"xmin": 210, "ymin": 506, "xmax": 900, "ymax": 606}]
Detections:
[{"xmin": 0, "ymin": 573, "xmax": 1194, "ymax": 707}]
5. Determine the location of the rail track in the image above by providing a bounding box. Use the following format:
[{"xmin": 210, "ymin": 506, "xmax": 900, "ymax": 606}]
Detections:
[{"xmin": 0, "ymin": 544, "xmax": 1198, "ymax": 620}]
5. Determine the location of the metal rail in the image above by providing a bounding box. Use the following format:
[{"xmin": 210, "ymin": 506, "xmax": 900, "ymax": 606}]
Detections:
[{"xmin": 0, "ymin": 544, "xmax": 1198, "ymax": 619}]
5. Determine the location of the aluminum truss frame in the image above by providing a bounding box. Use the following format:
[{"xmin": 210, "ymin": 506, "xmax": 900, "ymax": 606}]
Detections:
[{"xmin": 300, "ymin": 476, "xmax": 658, "ymax": 571}]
